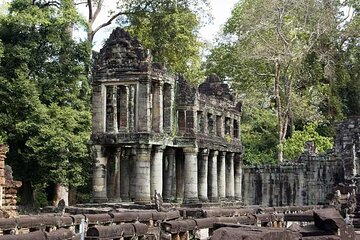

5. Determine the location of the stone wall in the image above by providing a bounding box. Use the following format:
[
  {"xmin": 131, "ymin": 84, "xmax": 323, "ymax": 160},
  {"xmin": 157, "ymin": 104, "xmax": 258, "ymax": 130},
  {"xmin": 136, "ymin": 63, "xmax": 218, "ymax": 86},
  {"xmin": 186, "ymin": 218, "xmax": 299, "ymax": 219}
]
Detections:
[
  {"xmin": 0, "ymin": 144, "xmax": 6, "ymax": 208},
  {"xmin": 242, "ymin": 154, "xmax": 341, "ymax": 206},
  {"xmin": 242, "ymin": 117, "xmax": 360, "ymax": 206},
  {"xmin": 0, "ymin": 144, "xmax": 22, "ymax": 215}
]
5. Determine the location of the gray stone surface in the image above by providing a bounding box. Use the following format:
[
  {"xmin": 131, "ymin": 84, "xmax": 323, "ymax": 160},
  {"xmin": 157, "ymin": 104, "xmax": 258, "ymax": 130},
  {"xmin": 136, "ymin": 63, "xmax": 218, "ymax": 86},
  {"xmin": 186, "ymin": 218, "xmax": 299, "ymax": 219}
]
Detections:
[{"xmin": 91, "ymin": 28, "xmax": 242, "ymax": 203}]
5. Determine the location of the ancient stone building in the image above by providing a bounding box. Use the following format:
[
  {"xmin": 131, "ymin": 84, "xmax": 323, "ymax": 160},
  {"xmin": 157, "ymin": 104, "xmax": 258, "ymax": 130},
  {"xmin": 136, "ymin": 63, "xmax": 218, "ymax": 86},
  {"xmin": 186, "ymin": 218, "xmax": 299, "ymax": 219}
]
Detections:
[
  {"xmin": 242, "ymin": 117, "xmax": 360, "ymax": 206},
  {"xmin": 91, "ymin": 28, "xmax": 243, "ymax": 203}
]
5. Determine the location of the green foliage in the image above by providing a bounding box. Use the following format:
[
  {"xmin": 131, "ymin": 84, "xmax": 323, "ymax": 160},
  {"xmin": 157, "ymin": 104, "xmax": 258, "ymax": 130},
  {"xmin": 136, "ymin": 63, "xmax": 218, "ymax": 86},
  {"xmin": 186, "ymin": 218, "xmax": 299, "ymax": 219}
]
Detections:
[
  {"xmin": 33, "ymin": 183, "xmax": 49, "ymax": 208},
  {"xmin": 205, "ymin": 0, "xmax": 359, "ymax": 164},
  {"xmin": 241, "ymin": 103, "xmax": 278, "ymax": 165},
  {"xmin": 282, "ymin": 122, "xmax": 333, "ymax": 161},
  {"xmin": 0, "ymin": 0, "xmax": 91, "ymax": 202},
  {"xmin": 122, "ymin": 2, "xmax": 205, "ymax": 82}
]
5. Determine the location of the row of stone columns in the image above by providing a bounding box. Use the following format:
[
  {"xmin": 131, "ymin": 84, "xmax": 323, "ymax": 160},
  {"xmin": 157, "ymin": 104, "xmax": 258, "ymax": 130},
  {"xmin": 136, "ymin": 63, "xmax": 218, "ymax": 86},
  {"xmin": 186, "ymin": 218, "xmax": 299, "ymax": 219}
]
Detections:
[
  {"xmin": 101, "ymin": 82, "xmax": 174, "ymax": 134},
  {"xmin": 199, "ymin": 149, "xmax": 242, "ymax": 202},
  {"xmin": 92, "ymin": 145, "xmax": 242, "ymax": 203}
]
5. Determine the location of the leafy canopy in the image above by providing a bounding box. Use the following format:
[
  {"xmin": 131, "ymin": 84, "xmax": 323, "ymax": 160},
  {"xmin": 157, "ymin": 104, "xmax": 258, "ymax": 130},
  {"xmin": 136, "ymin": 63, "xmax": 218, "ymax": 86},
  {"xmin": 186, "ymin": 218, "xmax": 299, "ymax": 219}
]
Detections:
[
  {"xmin": 121, "ymin": 1, "xmax": 205, "ymax": 82},
  {"xmin": 0, "ymin": 0, "xmax": 91, "ymax": 196}
]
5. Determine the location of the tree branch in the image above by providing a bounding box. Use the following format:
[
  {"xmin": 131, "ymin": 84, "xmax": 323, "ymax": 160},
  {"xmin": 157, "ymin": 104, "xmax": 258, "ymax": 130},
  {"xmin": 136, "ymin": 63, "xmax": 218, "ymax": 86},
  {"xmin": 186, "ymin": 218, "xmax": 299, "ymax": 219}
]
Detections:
[
  {"xmin": 36, "ymin": 0, "xmax": 61, "ymax": 8},
  {"xmin": 87, "ymin": 0, "xmax": 93, "ymax": 23},
  {"xmin": 90, "ymin": 10, "xmax": 146, "ymax": 42},
  {"xmin": 74, "ymin": 1, "xmax": 88, "ymax": 6},
  {"xmin": 92, "ymin": 0, "xmax": 104, "ymax": 24}
]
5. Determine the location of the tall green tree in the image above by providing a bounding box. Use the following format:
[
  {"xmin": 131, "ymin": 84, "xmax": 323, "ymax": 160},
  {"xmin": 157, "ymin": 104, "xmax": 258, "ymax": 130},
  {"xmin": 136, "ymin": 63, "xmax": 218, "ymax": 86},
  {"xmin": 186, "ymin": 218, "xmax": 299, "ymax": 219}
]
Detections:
[
  {"xmin": 123, "ymin": 3, "xmax": 204, "ymax": 81},
  {"xmin": 0, "ymin": 0, "xmax": 91, "ymax": 205},
  {"xmin": 73, "ymin": 0, "xmax": 208, "ymax": 82},
  {"xmin": 206, "ymin": 0, "xmax": 353, "ymax": 163},
  {"xmin": 74, "ymin": 0, "xmax": 209, "ymax": 44}
]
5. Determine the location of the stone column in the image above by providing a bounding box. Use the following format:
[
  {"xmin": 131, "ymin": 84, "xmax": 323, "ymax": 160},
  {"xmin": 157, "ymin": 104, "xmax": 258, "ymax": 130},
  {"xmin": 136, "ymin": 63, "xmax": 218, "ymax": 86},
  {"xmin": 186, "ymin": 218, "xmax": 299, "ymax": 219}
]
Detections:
[
  {"xmin": 105, "ymin": 85, "xmax": 118, "ymax": 132},
  {"xmin": 216, "ymin": 115, "xmax": 224, "ymax": 137},
  {"xmin": 176, "ymin": 154, "xmax": 184, "ymax": 203},
  {"xmin": 183, "ymin": 147, "xmax": 199, "ymax": 203},
  {"xmin": 152, "ymin": 82, "xmax": 163, "ymax": 133},
  {"xmin": 129, "ymin": 147, "xmax": 137, "ymax": 201},
  {"xmin": 120, "ymin": 148, "xmax": 130, "ymax": 201},
  {"xmin": 92, "ymin": 145, "xmax": 108, "ymax": 202},
  {"xmin": 163, "ymin": 84, "xmax": 174, "ymax": 133},
  {"xmin": 242, "ymin": 168, "xmax": 249, "ymax": 205},
  {"xmin": 114, "ymin": 147, "xmax": 121, "ymax": 201},
  {"xmin": 128, "ymin": 85, "xmax": 136, "ymax": 132},
  {"xmin": 134, "ymin": 144, "xmax": 152, "ymax": 203},
  {"xmin": 234, "ymin": 153, "xmax": 242, "ymax": 201},
  {"xmin": 225, "ymin": 152, "xmax": 235, "ymax": 200},
  {"xmin": 151, "ymin": 146, "xmax": 164, "ymax": 198},
  {"xmin": 137, "ymin": 80, "xmax": 151, "ymax": 132},
  {"xmin": 118, "ymin": 85, "xmax": 128, "ymax": 132},
  {"xmin": 218, "ymin": 151, "xmax": 226, "ymax": 200},
  {"xmin": 163, "ymin": 148, "xmax": 176, "ymax": 202},
  {"xmin": 198, "ymin": 148, "xmax": 209, "ymax": 202},
  {"xmin": 92, "ymin": 84, "xmax": 106, "ymax": 133},
  {"xmin": 208, "ymin": 150, "xmax": 218, "ymax": 202}
]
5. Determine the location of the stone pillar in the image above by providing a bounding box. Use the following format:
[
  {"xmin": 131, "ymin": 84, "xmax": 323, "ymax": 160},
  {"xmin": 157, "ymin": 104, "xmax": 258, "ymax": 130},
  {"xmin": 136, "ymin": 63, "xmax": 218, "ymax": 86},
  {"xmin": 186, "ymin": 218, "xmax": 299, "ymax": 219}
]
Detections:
[
  {"xmin": 163, "ymin": 84, "xmax": 174, "ymax": 133},
  {"xmin": 198, "ymin": 148, "xmax": 209, "ymax": 202},
  {"xmin": 176, "ymin": 153, "xmax": 184, "ymax": 203},
  {"xmin": 128, "ymin": 85, "xmax": 136, "ymax": 132},
  {"xmin": 216, "ymin": 115, "xmax": 224, "ymax": 137},
  {"xmin": 218, "ymin": 151, "xmax": 226, "ymax": 200},
  {"xmin": 118, "ymin": 85, "xmax": 128, "ymax": 132},
  {"xmin": 163, "ymin": 148, "xmax": 176, "ymax": 202},
  {"xmin": 120, "ymin": 148, "xmax": 130, "ymax": 201},
  {"xmin": 129, "ymin": 147, "xmax": 137, "ymax": 201},
  {"xmin": 114, "ymin": 147, "xmax": 121, "ymax": 201},
  {"xmin": 92, "ymin": 145, "xmax": 108, "ymax": 202},
  {"xmin": 137, "ymin": 81, "xmax": 151, "ymax": 132},
  {"xmin": 183, "ymin": 147, "xmax": 199, "ymax": 203},
  {"xmin": 152, "ymin": 82, "xmax": 163, "ymax": 133},
  {"xmin": 208, "ymin": 150, "xmax": 218, "ymax": 202},
  {"xmin": 225, "ymin": 152, "xmax": 235, "ymax": 200},
  {"xmin": 242, "ymin": 168, "xmax": 249, "ymax": 204},
  {"xmin": 105, "ymin": 85, "xmax": 118, "ymax": 132},
  {"xmin": 134, "ymin": 144, "xmax": 152, "ymax": 203},
  {"xmin": 234, "ymin": 153, "xmax": 242, "ymax": 201},
  {"xmin": 151, "ymin": 146, "xmax": 164, "ymax": 198},
  {"xmin": 92, "ymin": 84, "xmax": 106, "ymax": 133}
]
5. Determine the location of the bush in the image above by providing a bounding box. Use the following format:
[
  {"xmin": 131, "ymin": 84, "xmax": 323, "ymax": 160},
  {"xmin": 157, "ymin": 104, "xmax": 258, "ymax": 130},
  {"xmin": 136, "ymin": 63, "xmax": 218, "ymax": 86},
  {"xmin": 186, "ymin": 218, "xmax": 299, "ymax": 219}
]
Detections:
[{"xmin": 282, "ymin": 122, "xmax": 333, "ymax": 160}]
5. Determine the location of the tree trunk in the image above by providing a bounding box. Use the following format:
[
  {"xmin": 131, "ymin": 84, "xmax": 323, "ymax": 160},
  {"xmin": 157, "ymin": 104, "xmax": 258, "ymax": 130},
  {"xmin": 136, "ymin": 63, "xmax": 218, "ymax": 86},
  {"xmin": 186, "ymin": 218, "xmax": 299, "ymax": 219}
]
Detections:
[
  {"xmin": 19, "ymin": 180, "xmax": 33, "ymax": 205},
  {"xmin": 52, "ymin": 184, "xmax": 69, "ymax": 206},
  {"xmin": 68, "ymin": 186, "xmax": 77, "ymax": 205},
  {"xmin": 274, "ymin": 60, "xmax": 283, "ymax": 162}
]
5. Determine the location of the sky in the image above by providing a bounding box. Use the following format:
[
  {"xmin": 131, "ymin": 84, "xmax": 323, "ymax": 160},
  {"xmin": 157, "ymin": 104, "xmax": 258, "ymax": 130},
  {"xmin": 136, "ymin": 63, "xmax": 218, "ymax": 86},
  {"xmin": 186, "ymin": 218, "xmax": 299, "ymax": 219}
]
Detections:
[
  {"xmin": 89, "ymin": 0, "xmax": 239, "ymax": 51},
  {"xmin": 199, "ymin": 0, "xmax": 238, "ymax": 41},
  {"xmin": 0, "ymin": 0, "xmax": 239, "ymax": 50}
]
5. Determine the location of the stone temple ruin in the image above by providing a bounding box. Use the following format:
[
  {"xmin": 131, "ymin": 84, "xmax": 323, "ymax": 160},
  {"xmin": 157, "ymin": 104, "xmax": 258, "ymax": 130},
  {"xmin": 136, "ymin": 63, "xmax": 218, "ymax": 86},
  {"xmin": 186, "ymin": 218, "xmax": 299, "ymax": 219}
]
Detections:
[
  {"xmin": 90, "ymin": 28, "xmax": 360, "ymax": 210},
  {"xmin": 91, "ymin": 28, "xmax": 242, "ymax": 204},
  {"xmin": 2, "ymin": 27, "xmax": 360, "ymax": 239},
  {"xmin": 242, "ymin": 117, "xmax": 360, "ymax": 208}
]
